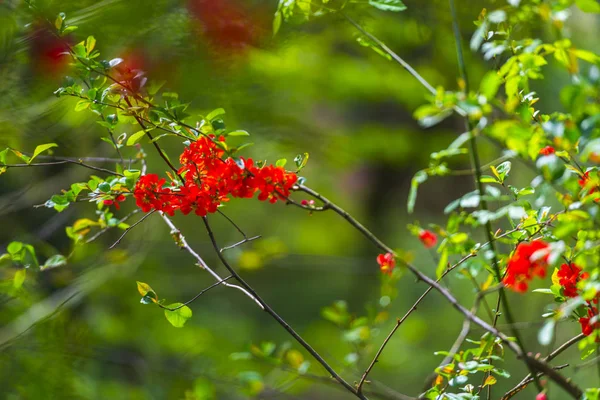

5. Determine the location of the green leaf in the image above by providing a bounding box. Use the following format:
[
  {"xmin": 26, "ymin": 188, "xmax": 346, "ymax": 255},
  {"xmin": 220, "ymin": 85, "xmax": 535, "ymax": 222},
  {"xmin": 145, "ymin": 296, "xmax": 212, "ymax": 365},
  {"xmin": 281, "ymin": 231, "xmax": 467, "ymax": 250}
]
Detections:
[
  {"xmin": 407, "ymin": 170, "xmax": 428, "ymax": 214},
  {"xmin": 294, "ymin": 153, "xmax": 309, "ymax": 171},
  {"xmin": 55, "ymin": 13, "xmax": 65, "ymax": 30},
  {"xmin": 41, "ymin": 254, "xmax": 67, "ymax": 270},
  {"xmin": 164, "ymin": 303, "xmax": 192, "ymax": 327},
  {"xmin": 7, "ymin": 241, "xmax": 23, "ymax": 255},
  {"xmin": 85, "ymin": 36, "xmax": 96, "ymax": 55},
  {"xmin": 356, "ymin": 36, "xmax": 392, "ymax": 61},
  {"xmin": 206, "ymin": 108, "xmax": 225, "ymax": 121},
  {"xmin": 368, "ymin": 0, "xmax": 407, "ymax": 12},
  {"xmin": 0, "ymin": 148, "xmax": 8, "ymax": 165},
  {"xmin": 494, "ymin": 161, "xmax": 512, "ymax": 182},
  {"xmin": 273, "ymin": 10, "xmax": 283, "ymax": 36},
  {"xmin": 227, "ymin": 130, "xmax": 250, "ymax": 136},
  {"xmin": 136, "ymin": 281, "xmax": 158, "ymax": 304},
  {"xmin": 480, "ymin": 175, "xmax": 498, "ymax": 183},
  {"xmin": 13, "ymin": 269, "xmax": 26, "ymax": 289},
  {"xmin": 74, "ymin": 100, "xmax": 90, "ymax": 112},
  {"xmin": 127, "ymin": 130, "xmax": 147, "ymax": 146},
  {"xmin": 479, "ymin": 71, "xmax": 502, "ymax": 99},
  {"xmin": 276, "ymin": 158, "xmax": 287, "ymax": 167},
  {"xmin": 29, "ymin": 143, "xmax": 58, "ymax": 164},
  {"xmin": 576, "ymin": 0, "xmax": 600, "ymax": 13}
]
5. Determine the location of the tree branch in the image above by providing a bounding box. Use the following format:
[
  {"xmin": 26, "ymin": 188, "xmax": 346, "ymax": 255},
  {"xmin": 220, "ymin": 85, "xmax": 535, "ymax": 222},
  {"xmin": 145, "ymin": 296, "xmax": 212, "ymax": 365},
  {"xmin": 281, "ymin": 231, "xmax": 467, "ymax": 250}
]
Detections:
[{"xmin": 201, "ymin": 216, "xmax": 367, "ymax": 400}]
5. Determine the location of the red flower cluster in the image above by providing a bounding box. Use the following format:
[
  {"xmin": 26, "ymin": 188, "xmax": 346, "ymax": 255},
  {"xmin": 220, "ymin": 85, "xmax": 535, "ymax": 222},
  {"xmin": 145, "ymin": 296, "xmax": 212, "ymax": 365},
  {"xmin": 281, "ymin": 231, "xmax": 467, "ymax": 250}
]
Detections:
[
  {"xmin": 539, "ymin": 146, "xmax": 555, "ymax": 156},
  {"xmin": 503, "ymin": 240, "xmax": 550, "ymax": 292},
  {"xmin": 134, "ymin": 136, "xmax": 298, "ymax": 216},
  {"xmin": 418, "ymin": 230, "xmax": 437, "ymax": 248},
  {"xmin": 579, "ymin": 306, "xmax": 599, "ymax": 337},
  {"xmin": 377, "ymin": 253, "xmax": 396, "ymax": 276},
  {"xmin": 557, "ymin": 263, "xmax": 588, "ymax": 298}
]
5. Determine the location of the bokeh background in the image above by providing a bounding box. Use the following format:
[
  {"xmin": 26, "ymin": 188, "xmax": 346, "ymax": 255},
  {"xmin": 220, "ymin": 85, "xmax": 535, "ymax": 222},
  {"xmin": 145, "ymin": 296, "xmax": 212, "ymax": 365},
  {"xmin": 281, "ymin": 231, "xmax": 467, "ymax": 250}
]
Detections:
[{"xmin": 1, "ymin": 0, "xmax": 599, "ymax": 399}]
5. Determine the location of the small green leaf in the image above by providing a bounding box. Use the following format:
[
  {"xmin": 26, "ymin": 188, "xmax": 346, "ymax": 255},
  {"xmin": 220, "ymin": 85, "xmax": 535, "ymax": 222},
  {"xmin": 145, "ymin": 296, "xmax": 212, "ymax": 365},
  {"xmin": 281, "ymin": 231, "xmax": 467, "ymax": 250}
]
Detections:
[
  {"xmin": 30, "ymin": 143, "xmax": 58, "ymax": 164},
  {"xmin": 136, "ymin": 281, "xmax": 156, "ymax": 297},
  {"xmin": 127, "ymin": 130, "xmax": 147, "ymax": 146},
  {"xmin": 276, "ymin": 158, "xmax": 287, "ymax": 167},
  {"xmin": 7, "ymin": 241, "xmax": 23, "ymax": 255},
  {"xmin": 206, "ymin": 108, "xmax": 225, "ymax": 121},
  {"xmin": 407, "ymin": 170, "xmax": 428, "ymax": 214},
  {"xmin": 85, "ymin": 36, "xmax": 96, "ymax": 55},
  {"xmin": 0, "ymin": 148, "xmax": 8, "ymax": 165},
  {"xmin": 576, "ymin": 0, "xmax": 600, "ymax": 13},
  {"xmin": 41, "ymin": 254, "xmax": 67, "ymax": 270},
  {"xmin": 273, "ymin": 10, "xmax": 282, "ymax": 36},
  {"xmin": 55, "ymin": 12, "xmax": 65, "ymax": 30},
  {"xmin": 14, "ymin": 269, "xmax": 26, "ymax": 289},
  {"xmin": 227, "ymin": 130, "xmax": 250, "ymax": 137},
  {"xmin": 164, "ymin": 303, "xmax": 192, "ymax": 327},
  {"xmin": 479, "ymin": 71, "xmax": 502, "ymax": 99},
  {"xmin": 294, "ymin": 153, "xmax": 309, "ymax": 171}
]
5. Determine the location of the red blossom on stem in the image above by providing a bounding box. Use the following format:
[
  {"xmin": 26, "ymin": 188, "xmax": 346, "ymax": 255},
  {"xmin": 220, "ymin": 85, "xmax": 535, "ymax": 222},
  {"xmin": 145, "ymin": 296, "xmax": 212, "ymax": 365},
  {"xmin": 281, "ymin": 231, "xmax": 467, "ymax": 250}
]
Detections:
[
  {"xmin": 579, "ymin": 306, "xmax": 599, "ymax": 337},
  {"xmin": 377, "ymin": 253, "xmax": 396, "ymax": 276},
  {"xmin": 557, "ymin": 262, "xmax": 588, "ymax": 298},
  {"xmin": 536, "ymin": 393, "xmax": 548, "ymax": 400},
  {"xmin": 503, "ymin": 239, "xmax": 550, "ymax": 293},
  {"xmin": 539, "ymin": 146, "xmax": 555, "ymax": 156},
  {"xmin": 418, "ymin": 230, "xmax": 437, "ymax": 248},
  {"xmin": 133, "ymin": 136, "xmax": 298, "ymax": 216}
]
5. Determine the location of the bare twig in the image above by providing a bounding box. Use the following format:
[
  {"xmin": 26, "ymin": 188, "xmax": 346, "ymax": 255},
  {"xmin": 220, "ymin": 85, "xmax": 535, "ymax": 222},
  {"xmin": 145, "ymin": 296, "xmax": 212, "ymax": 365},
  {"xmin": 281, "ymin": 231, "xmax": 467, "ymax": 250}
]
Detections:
[
  {"xmin": 158, "ymin": 275, "xmax": 234, "ymax": 311},
  {"xmin": 108, "ymin": 210, "xmax": 156, "ymax": 249},
  {"xmin": 158, "ymin": 212, "xmax": 264, "ymax": 309},
  {"xmin": 1, "ymin": 160, "xmax": 123, "ymax": 176},
  {"xmin": 201, "ymin": 216, "xmax": 367, "ymax": 400},
  {"xmin": 85, "ymin": 209, "xmax": 140, "ymax": 244}
]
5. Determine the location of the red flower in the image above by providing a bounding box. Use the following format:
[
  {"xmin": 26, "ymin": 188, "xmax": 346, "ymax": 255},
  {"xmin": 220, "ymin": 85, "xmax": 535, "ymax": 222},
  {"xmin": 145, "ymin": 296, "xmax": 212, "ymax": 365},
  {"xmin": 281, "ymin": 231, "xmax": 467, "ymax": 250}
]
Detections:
[
  {"xmin": 133, "ymin": 136, "xmax": 298, "ymax": 216},
  {"xmin": 377, "ymin": 253, "xmax": 396, "ymax": 276},
  {"xmin": 539, "ymin": 146, "xmax": 555, "ymax": 156},
  {"xmin": 579, "ymin": 306, "xmax": 599, "ymax": 337},
  {"xmin": 503, "ymin": 240, "xmax": 550, "ymax": 293},
  {"xmin": 557, "ymin": 263, "xmax": 588, "ymax": 298},
  {"xmin": 418, "ymin": 230, "xmax": 437, "ymax": 248},
  {"xmin": 536, "ymin": 393, "xmax": 548, "ymax": 400}
]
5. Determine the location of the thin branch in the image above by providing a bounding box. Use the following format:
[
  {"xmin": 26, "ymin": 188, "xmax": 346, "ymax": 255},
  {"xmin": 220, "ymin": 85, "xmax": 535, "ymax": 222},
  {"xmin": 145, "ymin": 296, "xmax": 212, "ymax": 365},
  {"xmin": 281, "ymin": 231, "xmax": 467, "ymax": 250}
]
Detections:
[
  {"xmin": 342, "ymin": 13, "xmax": 467, "ymax": 118},
  {"xmin": 201, "ymin": 216, "xmax": 367, "ymax": 400},
  {"xmin": 295, "ymin": 184, "xmax": 582, "ymax": 398},
  {"xmin": 158, "ymin": 212, "xmax": 264, "ymax": 309},
  {"xmin": 357, "ymin": 252, "xmax": 478, "ymax": 394},
  {"xmin": 123, "ymin": 97, "xmax": 182, "ymax": 179},
  {"xmin": 1, "ymin": 160, "xmax": 123, "ymax": 176},
  {"xmin": 85, "ymin": 209, "xmax": 140, "ymax": 244},
  {"xmin": 108, "ymin": 210, "xmax": 156, "ymax": 249},
  {"xmin": 158, "ymin": 275, "xmax": 233, "ymax": 311},
  {"xmin": 342, "ymin": 13, "xmax": 436, "ymax": 96},
  {"xmin": 220, "ymin": 236, "xmax": 261, "ymax": 253},
  {"xmin": 502, "ymin": 364, "xmax": 571, "ymax": 400}
]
